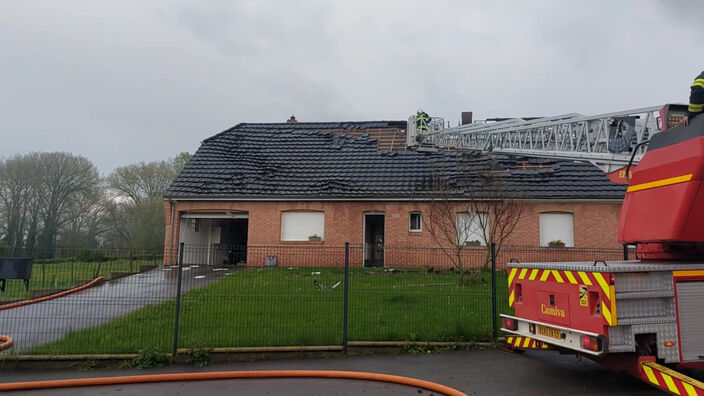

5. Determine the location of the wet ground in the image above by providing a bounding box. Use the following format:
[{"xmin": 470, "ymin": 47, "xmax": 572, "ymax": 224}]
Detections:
[
  {"xmin": 0, "ymin": 265, "xmax": 234, "ymax": 352},
  {"xmin": 0, "ymin": 349, "xmax": 683, "ymax": 395}
]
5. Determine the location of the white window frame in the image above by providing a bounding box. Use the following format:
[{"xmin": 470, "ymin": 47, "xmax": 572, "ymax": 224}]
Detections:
[
  {"xmin": 409, "ymin": 212, "xmax": 422, "ymax": 232},
  {"xmin": 281, "ymin": 211, "xmax": 325, "ymax": 241},
  {"xmin": 457, "ymin": 212, "xmax": 488, "ymax": 246},
  {"xmin": 539, "ymin": 212, "xmax": 574, "ymax": 247}
]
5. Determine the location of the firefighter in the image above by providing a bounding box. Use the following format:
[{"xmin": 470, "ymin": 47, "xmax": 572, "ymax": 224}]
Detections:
[
  {"xmin": 416, "ymin": 110, "xmax": 431, "ymax": 131},
  {"xmin": 681, "ymin": 71, "xmax": 704, "ymax": 126}
]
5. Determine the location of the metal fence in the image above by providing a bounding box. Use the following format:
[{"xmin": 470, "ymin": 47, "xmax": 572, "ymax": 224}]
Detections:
[{"xmin": 0, "ymin": 244, "xmax": 629, "ymax": 355}]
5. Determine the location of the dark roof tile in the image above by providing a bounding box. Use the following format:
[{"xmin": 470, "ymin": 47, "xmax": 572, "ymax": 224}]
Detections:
[{"xmin": 165, "ymin": 121, "xmax": 626, "ymax": 200}]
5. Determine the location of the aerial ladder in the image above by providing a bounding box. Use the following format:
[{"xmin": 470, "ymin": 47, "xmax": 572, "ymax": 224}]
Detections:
[
  {"xmin": 409, "ymin": 104, "xmax": 688, "ymax": 182},
  {"xmin": 414, "ymin": 104, "xmax": 704, "ymax": 395}
]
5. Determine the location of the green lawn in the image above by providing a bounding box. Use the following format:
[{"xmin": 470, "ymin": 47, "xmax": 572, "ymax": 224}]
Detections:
[
  {"xmin": 28, "ymin": 266, "xmax": 510, "ymax": 354},
  {"xmin": 0, "ymin": 258, "xmax": 160, "ymax": 303}
]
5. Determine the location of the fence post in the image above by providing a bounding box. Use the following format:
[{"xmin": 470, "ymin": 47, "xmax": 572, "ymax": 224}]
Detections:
[
  {"xmin": 491, "ymin": 243, "xmax": 498, "ymax": 341},
  {"xmin": 342, "ymin": 242, "xmax": 350, "ymax": 355},
  {"xmin": 172, "ymin": 243, "xmax": 185, "ymax": 358},
  {"xmin": 623, "ymin": 244, "xmax": 629, "ymax": 261}
]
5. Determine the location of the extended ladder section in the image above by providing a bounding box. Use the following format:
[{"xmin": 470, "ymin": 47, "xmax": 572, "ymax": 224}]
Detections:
[{"xmin": 417, "ymin": 106, "xmax": 663, "ymax": 173}]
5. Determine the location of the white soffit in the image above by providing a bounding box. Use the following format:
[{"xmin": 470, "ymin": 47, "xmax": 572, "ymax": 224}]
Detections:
[{"xmin": 181, "ymin": 212, "xmax": 249, "ymax": 219}]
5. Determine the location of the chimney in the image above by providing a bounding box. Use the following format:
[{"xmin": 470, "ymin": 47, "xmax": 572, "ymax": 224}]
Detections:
[
  {"xmin": 461, "ymin": 111, "xmax": 473, "ymax": 125},
  {"xmin": 287, "ymin": 114, "xmax": 298, "ymax": 123}
]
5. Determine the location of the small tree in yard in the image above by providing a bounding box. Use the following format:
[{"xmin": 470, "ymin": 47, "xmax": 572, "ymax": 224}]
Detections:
[
  {"xmin": 421, "ymin": 178, "xmax": 474, "ymax": 285},
  {"xmin": 420, "ymin": 157, "xmax": 526, "ymax": 285},
  {"xmin": 465, "ymin": 174, "xmax": 525, "ymax": 270}
]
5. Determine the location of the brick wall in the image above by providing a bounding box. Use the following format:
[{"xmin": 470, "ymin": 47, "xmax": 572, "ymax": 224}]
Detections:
[{"xmin": 163, "ymin": 199, "xmax": 623, "ymax": 267}]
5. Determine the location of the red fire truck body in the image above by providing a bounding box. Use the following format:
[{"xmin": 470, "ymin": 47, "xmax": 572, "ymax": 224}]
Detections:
[
  {"xmin": 504, "ymin": 262, "xmax": 704, "ymax": 366},
  {"xmin": 501, "ymin": 109, "xmax": 704, "ymax": 394}
]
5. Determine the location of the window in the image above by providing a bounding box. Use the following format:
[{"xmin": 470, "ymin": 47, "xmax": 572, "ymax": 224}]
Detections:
[
  {"xmin": 409, "ymin": 212, "xmax": 422, "ymax": 232},
  {"xmin": 539, "ymin": 212, "xmax": 574, "ymax": 247},
  {"xmin": 457, "ymin": 212, "xmax": 488, "ymax": 246},
  {"xmin": 281, "ymin": 211, "xmax": 325, "ymax": 241}
]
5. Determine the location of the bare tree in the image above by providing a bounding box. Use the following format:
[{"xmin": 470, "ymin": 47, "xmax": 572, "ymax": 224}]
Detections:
[
  {"xmin": 58, "ymin": 186, "xmax": 105, "ymax": 248},
  {"xmin": 464, "ymin": 174, "xmax": 525, "ymax": 269},
  {"xmin": 107, "ymin": 161, "xmax": 175, "ymax": 204},
  {"xmin": 421, "ymin": 178, "xmax": 476, "ymax": 285},
  {"xmin": 107, "ymin": 153, "xmax": 189, "ymax": 205},
  {"xmin": 35, "ymin": 152, "xmax": 101, "ymax": 251},
  {"xmin": 0, "ymin": 152, "xmax": 101, "ymax": 252},
  {"xmin": 98, "ymin": 198, "xmax": 132, "ymax": 248},
  {"xmin": 0, "ymin": 155, "xmax": 35, "ymax": 249},
  {"xmin": 420, "ymin": 156, "xmax": 526, "ymax": 284},
  {"xmin": 171, "ymin": 152, "xmax": 192, "ymax": 175},
  {"xmin": 1, "ymin": 151, "xmax": 186, "ymax": 252},
  {"xmin": 105, "ymin": 154, "xmax": 189, "ymax": 250}
]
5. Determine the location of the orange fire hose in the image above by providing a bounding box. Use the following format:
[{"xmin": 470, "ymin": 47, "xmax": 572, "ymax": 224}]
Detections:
[
  {"xmin": 0, "ymin": 335, "xmax": 13, "ymax": 351},
  {"xmin": 0, "ymin": 276, "xmax": 106, "ymax": 312},
  {"xmin": 0, "ymin": 277, "xmax": 106, "ymax": 353},
  {"xmin": 0, "ymin": 370, "xmax": 468, "ymax": 395},
  {"xmin": 0, "ymin": 279, "xmax": 466, "ymax": 395}
]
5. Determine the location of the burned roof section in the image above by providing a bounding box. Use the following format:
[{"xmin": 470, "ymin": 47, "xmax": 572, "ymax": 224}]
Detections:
[{"xmin": 165, "ymin": 121, "xmax": 626, "ymax": 200}]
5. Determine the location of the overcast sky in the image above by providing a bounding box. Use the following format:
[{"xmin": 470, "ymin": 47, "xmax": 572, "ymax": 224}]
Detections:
[{"xmin": 1, "ymin": 1, "xmax": 702, "ymax": 173}]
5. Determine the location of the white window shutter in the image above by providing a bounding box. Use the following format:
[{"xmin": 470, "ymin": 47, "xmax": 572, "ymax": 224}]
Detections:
[
  {"xmin": 281, "ymin": 212, "xmax": 325, "ymax": 241},
  {"xmin": 539, "ymin": 213, "xmax": 574, "ymax": 247}
]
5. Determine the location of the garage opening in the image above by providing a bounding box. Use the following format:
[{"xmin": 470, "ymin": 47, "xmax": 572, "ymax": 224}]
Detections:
[{"xmin": 178, "ymin": 212, "xmax": 249, "ymax": 265}]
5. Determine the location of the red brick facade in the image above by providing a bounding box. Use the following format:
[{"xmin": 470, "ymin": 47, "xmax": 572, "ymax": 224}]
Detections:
[{"xmin": 163, "ymin": 199, "xmax": 623, "ymax": 267}]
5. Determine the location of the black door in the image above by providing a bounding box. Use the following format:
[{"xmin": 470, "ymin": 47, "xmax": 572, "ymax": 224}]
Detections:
[{"xmin": 364, "ymin": 214, "xmax": 384, "ymax": 267}]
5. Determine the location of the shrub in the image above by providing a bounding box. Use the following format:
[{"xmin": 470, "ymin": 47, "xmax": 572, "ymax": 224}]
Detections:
[
  {"xmin": 187, "ymin": 348, "xmax": 212, "ymax": 367},
  {"xmin": 132, "ymin": 348, "xmax": 170, "ymax": 369}
]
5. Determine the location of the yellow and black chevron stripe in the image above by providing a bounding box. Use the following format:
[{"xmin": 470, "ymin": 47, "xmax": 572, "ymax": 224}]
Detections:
[
  {"xmin": 505, "ymin": 336, "xmax": 550, "ymax": 350},
  {"xmin": 641, "ymin": 360, "xmax": 704, "ymax": 395}
]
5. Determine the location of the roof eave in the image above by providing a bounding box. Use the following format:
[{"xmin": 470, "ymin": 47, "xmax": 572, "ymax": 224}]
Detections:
[{"xmin": 164, "ymin": 195, "xmax": 624, "ymax": 203}]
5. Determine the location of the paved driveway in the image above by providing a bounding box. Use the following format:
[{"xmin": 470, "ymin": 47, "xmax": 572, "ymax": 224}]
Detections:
[
  {"xmin": 2, "ymin": 349, "xmax": 694, "ymax": 395},
  {"xmin": 0, "ymin": 265, "xmax": 233, "ymax": 352}
]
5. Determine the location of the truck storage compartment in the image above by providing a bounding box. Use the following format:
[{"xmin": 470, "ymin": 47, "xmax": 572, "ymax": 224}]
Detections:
[{"xmin": 675, "ymin": 280, "xmax": 704, "ymax": 362}]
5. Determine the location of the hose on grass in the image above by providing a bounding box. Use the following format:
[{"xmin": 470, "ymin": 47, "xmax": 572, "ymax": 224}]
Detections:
[
  {"xmin": 0, "ymin": 276, "xmax": 106, "ymax": 311},
  {"xmin": 0, "ymin": 279, "xmax": 467, "ymax": 395},
  {"xmin": 0, "ymin": 276, "xmax": 107, "ymax": 352},
  {"xmin": 0, "ymin": 370, "xmax": 468, "ymax": 395}
]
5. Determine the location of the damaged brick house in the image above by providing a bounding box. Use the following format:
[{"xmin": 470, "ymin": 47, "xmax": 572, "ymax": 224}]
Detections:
[{"xmin": 163, "ymin": 120, "xmax": 626, "ymax": 267}]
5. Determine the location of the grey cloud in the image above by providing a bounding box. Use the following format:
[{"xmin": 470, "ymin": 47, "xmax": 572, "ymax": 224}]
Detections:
[{"xmin": 1, "ymin": 0, "xmax": 702, "ymax": 173}]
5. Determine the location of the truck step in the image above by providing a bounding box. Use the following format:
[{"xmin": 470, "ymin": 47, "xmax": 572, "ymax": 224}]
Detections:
[
  {"xmin": 617, "ymin": 316, "xmax": 676, "ymax": 325},
  {"xmin": 615, "ymin": 290, "xmax": 674, "ymax": 299},
  {"xmin": 607, "ymin": 343, "xmax": 635, "ymax": 353}
]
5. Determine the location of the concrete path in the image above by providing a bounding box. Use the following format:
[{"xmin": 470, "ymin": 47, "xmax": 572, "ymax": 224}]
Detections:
[
  {"xmin": 1, "ymin": 349, "xmax": 691, "ymax": 395},
  {"xmin": 0, "ymin": 265, "xmax": 234, "ymax": 352}
]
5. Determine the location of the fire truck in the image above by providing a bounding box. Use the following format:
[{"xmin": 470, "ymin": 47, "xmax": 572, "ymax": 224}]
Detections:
[{"xmin": 412, "ymin": 105, "xmax": 704, "ymax": 394}]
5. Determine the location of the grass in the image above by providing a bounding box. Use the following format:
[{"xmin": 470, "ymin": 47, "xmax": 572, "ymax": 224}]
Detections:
[
  {"xmin": 348, "ymin": 267, "xmax": 509, "ymax": 342},
  {"xmin": 27, "ymin": 266, "xmax": 510, "ymax": 355},
  {"xmin": 0, "ymin": 258, "xmax": 160, "ymax": 303}
]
